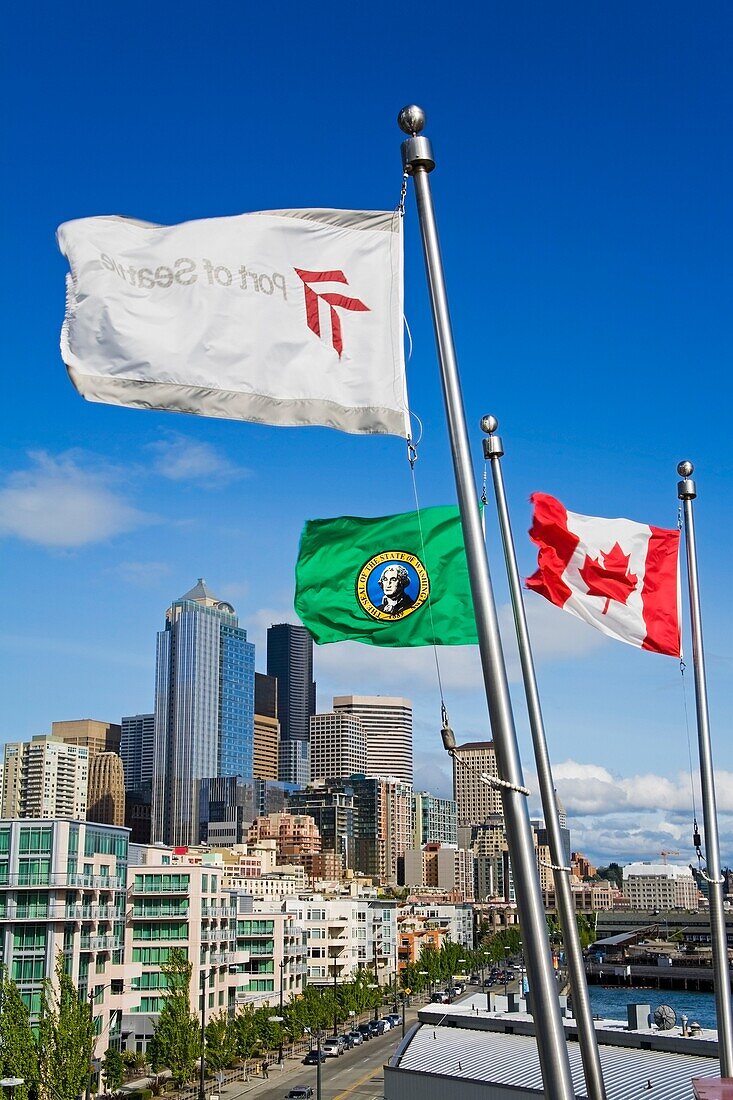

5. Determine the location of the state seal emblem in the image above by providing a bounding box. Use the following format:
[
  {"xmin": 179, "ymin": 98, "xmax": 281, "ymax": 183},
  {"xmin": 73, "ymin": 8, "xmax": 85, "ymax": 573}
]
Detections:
[{"xmin": 356, "ymin": 551, "xmax": 430, "ymax": 622}]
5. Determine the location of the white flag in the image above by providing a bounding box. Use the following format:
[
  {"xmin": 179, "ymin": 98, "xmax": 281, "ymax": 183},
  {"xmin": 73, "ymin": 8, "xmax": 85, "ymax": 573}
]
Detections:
[{"xmin": 57, "ymin": 208, "xmax": 409, "ymax": 437}]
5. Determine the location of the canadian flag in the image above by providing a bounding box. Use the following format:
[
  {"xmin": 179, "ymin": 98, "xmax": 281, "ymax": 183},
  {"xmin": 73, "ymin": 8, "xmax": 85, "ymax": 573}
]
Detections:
[{"xmin": 526, "ymin": 492, "xmax": 681, "ymax": 656}]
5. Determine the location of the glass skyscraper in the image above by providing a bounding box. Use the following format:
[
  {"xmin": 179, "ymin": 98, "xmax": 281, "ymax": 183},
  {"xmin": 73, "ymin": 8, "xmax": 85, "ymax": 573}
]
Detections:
[
  {"xmin": 266, "ymin": 623, "xmax": 315, "ymax": 786},
  {"xmin": 151, "ymin": 579, "xmax": 255, "ymax": 846}
]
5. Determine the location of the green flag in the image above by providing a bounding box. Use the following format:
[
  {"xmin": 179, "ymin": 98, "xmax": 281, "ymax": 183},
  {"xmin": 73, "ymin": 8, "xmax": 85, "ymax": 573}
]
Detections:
[{"xmin": 294, "ymin": 505, "xmax": 479, "ymax": 647}]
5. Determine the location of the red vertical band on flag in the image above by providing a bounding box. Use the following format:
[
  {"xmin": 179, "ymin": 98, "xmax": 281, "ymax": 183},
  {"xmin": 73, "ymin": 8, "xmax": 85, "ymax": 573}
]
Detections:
[
  {"xmin": 526, "ymin": 492, "xmax": 579, "ymax": 607},
  {"xmin": 641, "ymin": 525, "xmax": 681, "ymax": 656}
]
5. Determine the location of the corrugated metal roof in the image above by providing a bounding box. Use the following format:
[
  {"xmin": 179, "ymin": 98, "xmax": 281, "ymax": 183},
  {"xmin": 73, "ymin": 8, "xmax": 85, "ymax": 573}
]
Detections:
[{"xmin": 397, "ymin": 1023, "xmax": 718, "ymax": 1099}]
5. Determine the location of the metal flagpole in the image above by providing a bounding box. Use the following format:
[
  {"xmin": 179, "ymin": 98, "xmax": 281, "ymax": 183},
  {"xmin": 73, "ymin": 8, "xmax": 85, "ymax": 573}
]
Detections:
[
  {"xmin": 677, "ymin": 460, "xmax": 733, "ymax": 1076},
  {"xmin": 398, "ymin": 105, "xmax": 575, "ymax": 1100},
  {"xmin": 482, "ymin": 416, "xmax": 607, "ymax": 1100}
]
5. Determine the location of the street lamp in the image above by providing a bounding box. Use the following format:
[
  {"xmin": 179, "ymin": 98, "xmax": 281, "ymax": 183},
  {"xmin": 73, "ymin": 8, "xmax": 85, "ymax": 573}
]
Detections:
[
  {"xmin": 199, "ymin": 966, "xmax": 216, "ymax": 1100},
  {"xmin": 367, "ymin": 983, "xmax": 379, "ymax": 1022},
  {"xmin": 418, "ymin": 970, "xmax": 430, "ymax": 1000},
  {"xmin": 278, "ymin": 958, "xmax": 286, "ymax": 1063},
  {"xmin": 331, "ymin": 963, "xmax": 338, "ymax": 1036},
  {"xmin": 268, "ymin": 1016, "xmax": 284, "ymax": 1069},
  {"xmin": 304, "ymin": 1027, "xmax": 322, "ymax": 1100},
  {"xmin": 0, "ymin": 1078, "xmax": 24, "ymax": 1100}
]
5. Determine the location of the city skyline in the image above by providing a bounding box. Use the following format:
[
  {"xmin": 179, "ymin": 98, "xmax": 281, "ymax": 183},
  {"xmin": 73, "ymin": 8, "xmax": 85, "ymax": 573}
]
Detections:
[{"xmin": 2, "ymin": 5, "xmax": 732, "ymax": 870}]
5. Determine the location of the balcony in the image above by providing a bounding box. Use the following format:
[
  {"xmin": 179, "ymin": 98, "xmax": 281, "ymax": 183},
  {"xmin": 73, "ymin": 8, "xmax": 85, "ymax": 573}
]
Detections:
[
  {"xmin": 69, "ymin": 874, "xmax": 126, "ymax": 890},
  {"xmin": 80, "ymin": 935, "xmax": 122, "ymax": 952},
  {"xmin": 132, "ymin": 908, "xmax": 189, "ymax": 920},
  {"xmin": 130, "ymin": 881, "xmax": 189, "ymax": 895}
]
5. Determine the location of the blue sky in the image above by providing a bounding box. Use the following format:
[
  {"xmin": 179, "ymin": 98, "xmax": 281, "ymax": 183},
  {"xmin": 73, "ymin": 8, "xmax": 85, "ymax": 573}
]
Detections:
[{"xmin": 2, "ymin": 2, "xmax": 731, "ymax": 864}]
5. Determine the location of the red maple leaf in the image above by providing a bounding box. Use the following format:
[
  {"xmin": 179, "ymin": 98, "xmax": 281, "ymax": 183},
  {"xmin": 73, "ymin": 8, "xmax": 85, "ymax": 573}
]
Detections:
[{"xmin": 578, "ymin": 542, "xmax": 638, "ymax": 614}]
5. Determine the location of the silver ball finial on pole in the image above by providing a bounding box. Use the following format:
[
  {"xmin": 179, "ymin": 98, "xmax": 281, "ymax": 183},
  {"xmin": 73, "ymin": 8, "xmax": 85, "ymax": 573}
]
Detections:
[
  {"xmin": 398, "ymin": 105, "xmax": 426, "ymax": 136},
  {"xmin": 678, "ymin": 460, "xmax": 694, "ymax": 478},
  {"xmin": 480, "ymin": 414, "xmax": 499, "ymax": 434}
]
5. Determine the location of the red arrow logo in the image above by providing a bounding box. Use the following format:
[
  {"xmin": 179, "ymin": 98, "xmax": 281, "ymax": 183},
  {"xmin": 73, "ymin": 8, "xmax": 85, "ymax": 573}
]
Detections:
[{"xmin": 294, "ymin": 268, "xmax": 370, "ymax": 358}]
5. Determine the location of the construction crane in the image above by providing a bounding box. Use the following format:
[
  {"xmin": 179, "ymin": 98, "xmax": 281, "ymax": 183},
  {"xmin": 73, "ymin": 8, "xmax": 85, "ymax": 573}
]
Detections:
[{"xmin": 660, "ymin": 849, "xmax": 680, "ymax": 865}]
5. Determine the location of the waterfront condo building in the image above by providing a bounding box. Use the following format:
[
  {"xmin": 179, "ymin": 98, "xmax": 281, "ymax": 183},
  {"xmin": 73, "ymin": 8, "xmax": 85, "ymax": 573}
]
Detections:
[
  {"xmin": 266, "ymin": 624, "xmax": 315, "ymax": 787},
  {"xmin": 333, "ymin": 696, "xmax": 413, "ymax": 786},
  {"xmin": 151, "ymin": 579, "xmax": 255, "ymax": 846},
  {"xmin": 0, "ymin": 818, "xmax": 128, "ymax": 1027}
]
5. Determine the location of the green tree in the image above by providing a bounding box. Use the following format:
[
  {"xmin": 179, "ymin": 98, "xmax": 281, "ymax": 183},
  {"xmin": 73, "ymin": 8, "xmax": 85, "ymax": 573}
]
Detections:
[
  {"xmin": 0, "ymin": 970, "xmax": 39, "ymax": 1100},
  {"xmin": 37, "ymin": 954, "xmax": 95, "ymax": 1100},
  {"xmin": 204, "ymin": 1013, "xmax": 236, "ymax": 1072},
  {"xmin": 102, "ymin": 1049, "xmax": 124, "ymax": 1095},
  {"xmin": 595, "ymin": 863, "xmax": 623, "ymax": 890},
  {"xmin": 232, "ymin": 1004, "xmax": 261, "ymax": 1068},
  {"xmin": 148, "ymin": 950, "xmax": 200, "ymax": 1087}
]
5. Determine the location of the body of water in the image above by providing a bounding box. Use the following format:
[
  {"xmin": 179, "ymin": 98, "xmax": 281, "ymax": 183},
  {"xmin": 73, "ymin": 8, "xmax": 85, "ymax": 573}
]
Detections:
[{"xmin": 588, "ymin": 984, "xmax": 719, "ymax": 1030}]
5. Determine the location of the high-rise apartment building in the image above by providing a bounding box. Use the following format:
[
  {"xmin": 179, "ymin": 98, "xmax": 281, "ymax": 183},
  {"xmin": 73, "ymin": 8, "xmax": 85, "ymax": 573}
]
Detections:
[
  {"xmin": 452, "ymin": 740, "xmax": 502, "ymax": 825},
  {"xmin": 309, "ymin": 712, "xmax": 367, "ymax": 783},
  {"xmin": 286, "ymin": 783, "xmax": 356, "ymax": 870},
  {"xmin": 51, "ymin": 719, "xmax": 121, "ymax": 756},
  {"xmin": 333, "ymin": 696, "xmax": 412, "ymax": 785},
  {"xmin": 266, "ymin": 624, "xmax": 315, "ymax": 786},
  {"xmin": 413, "ymin": 791, "xmax": 458, "ymax": 847},
  {"xmin": 151, "ymin": 579, "xmax": 255, "ymax": 846},
  {"xmin": 120, "ymin": 713, "xmax": 155, "ymax": 790},
  {"xmin": 253, "ymin": 673, "xmax": 280, "ymax": 781},
  {"xmin": 1, "ymin": 737, "xmax": 88, "ymax": 820}
]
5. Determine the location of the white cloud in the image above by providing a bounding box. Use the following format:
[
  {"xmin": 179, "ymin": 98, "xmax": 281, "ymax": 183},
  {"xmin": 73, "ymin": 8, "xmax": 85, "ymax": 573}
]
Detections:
[
  {"xmin": 148, "ymin": 434, "xmax": 248, "ymax": 485},
  {"xmin": 0, "ymin": 451, "xmax": 149, "ymax": 548},
  {"xmin": 524, "ymin": 758, "xmax": 733, "ymax": 865}
]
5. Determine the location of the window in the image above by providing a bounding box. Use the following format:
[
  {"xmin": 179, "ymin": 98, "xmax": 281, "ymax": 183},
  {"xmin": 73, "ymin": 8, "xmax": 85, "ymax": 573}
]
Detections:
[{"xmin": 19, "ymin": 828, "xmax": 52, "ymax": 855}]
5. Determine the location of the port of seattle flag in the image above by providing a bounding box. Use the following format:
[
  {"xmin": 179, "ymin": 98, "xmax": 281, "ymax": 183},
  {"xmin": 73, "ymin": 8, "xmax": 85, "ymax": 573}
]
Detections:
[
  {"xmin": 57, "ymin": 208, "xmax": 409, "ymax": 437},
  {"xmin": 526, "ymin": 492, "xmax": 681, "ymax": 656},
  {"xmin": 295, "ymin": 506, "xmax": 479, "ymax": 647}
]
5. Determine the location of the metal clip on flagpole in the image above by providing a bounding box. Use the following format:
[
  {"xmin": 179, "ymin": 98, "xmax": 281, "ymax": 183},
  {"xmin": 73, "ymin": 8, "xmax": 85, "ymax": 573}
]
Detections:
[
  {"xmin": 677, "ymin": 461, "xmax": 733, "ymax": 1077},
  {"xmin": 482, "ymin": 415, "xmax": 607, "ymax": 1100},
  {"xmin": 398, "ymin": 105, "xmax": 575, "ymax": 1100}
]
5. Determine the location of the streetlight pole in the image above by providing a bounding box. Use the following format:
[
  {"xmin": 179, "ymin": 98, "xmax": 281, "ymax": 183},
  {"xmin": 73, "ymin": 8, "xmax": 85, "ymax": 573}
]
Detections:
[
  {"xmin": 332, "ymin": 964, "xmax": 338, "ymax": 1037},
  {"xmin": 279, "ymin": 958, "xmax": 285, "ymax": 1063},
  {"xmin": 86, "ymin": 988, "xmax": 96, "ymax": 1100},
  {"xmin": 199, "ymin": 970, "xmax": 207, "ymax": 1100}
]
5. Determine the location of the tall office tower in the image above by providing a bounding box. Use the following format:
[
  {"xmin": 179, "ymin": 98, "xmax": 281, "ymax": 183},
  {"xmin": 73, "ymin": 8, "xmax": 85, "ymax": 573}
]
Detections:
[
  {"xmin": 87, "ymin": 752, "xmax": 126, "ymax": 826},
  {"xmin": 333, "ymin": 696, "xmax": 413, "ymax": 785},
  {"xmin": 309, "ymin": 712, "xmax": 367, "ymax": 783},
  {"xmin": 451, "ymin": 740, "xmax": 502, "ymax": 826},
  {"xmin": 253, "ymin": 673, "xmax": 280, "ymax": 781},
  {"xmin": 266, "ymin": 624, "xmax": 315, "ymax": 786},
  {"xmin": 151, "ymin": 579, "xmax": 255, "ymax": 846},
  {"xmin": 413, "ymin": 791, "xmax": 458, "ymax": 847},
  {"xmin": 120, "ymin": 713, "xmax": 155, "ymax": 790},
  {"xmin": 1, "ymin": 736, "xmax": 88, "ymax": 819},
  {"xmin": 52, "ymin": 718, "xmax": 121, "ymax": 755}
]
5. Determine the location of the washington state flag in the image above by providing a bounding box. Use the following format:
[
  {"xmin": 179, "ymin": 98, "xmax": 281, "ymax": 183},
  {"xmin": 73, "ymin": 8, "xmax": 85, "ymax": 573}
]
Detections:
[{"xmin": 294, "ymin": 506, "xmax": 479, "ymax": 647}]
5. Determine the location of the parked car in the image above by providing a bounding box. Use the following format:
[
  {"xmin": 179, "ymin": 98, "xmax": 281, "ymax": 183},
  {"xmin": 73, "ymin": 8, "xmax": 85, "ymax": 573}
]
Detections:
[
  {"xmin": 367, "ymin": 1019, "xmax": 380, "ymax": 1036},
  {"xmin": 286, "ymin": 1089, "xmax": 314, "ymax": 1100},
  {"xmin": 303, "ymin": 1049, "xmax": 327, "ymax": 1065},
  {"xmin": 380, "ymin": 1017, "xmax": 393, "ymax": 1030},
  {"xmin": 431, "ymin": 991, "xmax": 448, "ymax": 1004},
  {"xmin": 374, "ymin": 1020, "xmax": 387, "ymax": 1035},
  {"xmin": 348, "ymin": 1029, "xmax": 364, "ymax": 1045},
  {"xmin": 386, "ymin": 1013, "xmax": 400, "ymax": 1026},
  {"xmin": 357, "ymin": 1023, "xmax": 372, "ymax": 1040},
  {"xmin": 322, "ymin": 1038, "xmax": 341, "ymax": 1057},
  {"xmin": 470, "ymin": 973, "xmax": 480, "ymax": 984},
  {"xmin": 340, "ymin": 1032, "xmax": 354, "ymax": 1049}
]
